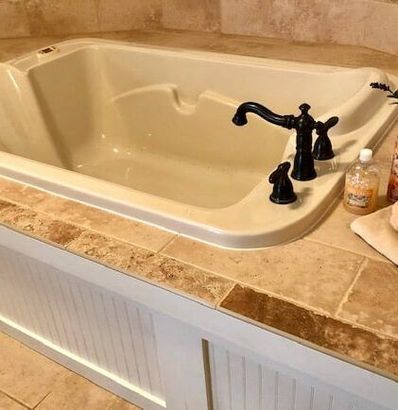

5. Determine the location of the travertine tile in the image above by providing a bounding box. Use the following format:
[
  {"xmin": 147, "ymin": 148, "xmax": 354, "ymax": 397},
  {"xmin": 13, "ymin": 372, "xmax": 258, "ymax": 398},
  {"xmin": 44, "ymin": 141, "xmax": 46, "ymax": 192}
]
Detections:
[
  {"xmin": 0, "ymin": 391, "xmax": 26, "ymax": 410},
  {"xmin": 67, "ymin": 231, "xmax": 234, "ymax": 306},
  {"xmin": 324, "ymin": 0, "xmax": 369, "ymax": 46},
  {"xmin": 162, "ymin": 0, "xmax": 221, "ymax": 32},
  {"xmin": 364, "ymin": 1, "xmax": 398, "ymax": 55},
  {"xmin": 163, "ymin": 237, "xmax": 364, "ymax": 313},
  {"xmin": 36, "ymin": 371, "xmax": 141, "ymax": 410},
  {"xmin": 306, "ymin": 201, "xmax": 390, "ymax": 262},
  {"xmin": 220, "ymin": 284, "xmax": 398, "ymax": 378},
  {"xmin": 97, "ymin": 0, "xmax": 161, "ymax": 31},
  {"xmin": 338, "ymin": 259, "xmax": 398, "ymax": 338},
  {"xmin": 0, "ymin": 1, "xmax": 30, "ymax": 39},
  {"xmin": 25, "ymin": 0, "xmax": 99, "ymax": 36},
  {"xmin": 0, "ymin": 332, "xmax": 68, "ymax": 408},
  {"xmin": 32, "ymin": 196, "xmax": 174, "ymax": 252},
  {"xmin": 67, "ymin": 231, "xmax": 135, "ymax": 270},
  {"xmin": 0, "ymin": 205, "xmax": 83, "ymax": 246},
  {"xmin": 0, "ymin": 178, "xmax": 175, "ymax": 252},
  {"xmin": 0, "ymin": 178, "xmax": 49, "ymax": 207},
  {"xmin": 293, "ymin": 0, "xmax": 329, "ymax": 43},
  {"xmin": 265, "ymin": 0, "xmax": 296, "ymax": 39},
  {"xmin": 220, "ymin": 0, "xmax": 267, "ymax": 36}
]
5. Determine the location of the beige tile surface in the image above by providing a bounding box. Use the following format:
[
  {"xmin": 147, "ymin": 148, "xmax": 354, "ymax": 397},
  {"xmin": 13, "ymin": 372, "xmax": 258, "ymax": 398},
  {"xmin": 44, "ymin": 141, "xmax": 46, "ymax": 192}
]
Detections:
[
  {"xmin": 0, "ymin": 205, "xmax": 83, "ymax": 247},
  {"xmin": 338, "ymin": 259, "xmax": 398, "ymax": 338},
  {"xmin": 220, "ymin": 0, "xmax": 267, "ymax": 36},
  {"xmin": 0, "ymin": 178, "xmax": 175, "ymax": 252},
  {"xmin": 0, "ymin": 332, "xmax": 68, "ymax": 408},
  {"xmin": 36, "ymin": 372, "xmax": 140, "ymax": 410},
  {"xmin": 364, "ymin": 1, "xmax": 398, "ymax": 55},
  {"xmin": 306, "ymin": 201, "xmax": 390, "ymax": 262},
  {"xmin": 324, "ymin": 0, "xmax": 369, "ymax": 46},
  {"xmin": 97, "ymin": 0, "xmax": 161, "ymax": 32},
  {"xmin": 25, "ymin": 0, "xmax": 99, "ymax": 36},
  {"xmin": 220, "ymin": 284, "xmax": 398, "ymax": 378},
  {"xmin": 67, "ymin": 231, "xmax": 234, "ymax": 306},
  {"xmin": 0, "ymin": 1, "xmax": 30, "ymax": 39},
  {"xmin": 0, "ymin": 391, "xmax": 26, "ymax": 410},
  {"xmin": 163, "ymin": 237, "xmax": 364, "ymax": 313},
  {"xmin": 162, "ymin": 0, "xmax": 220, "ymax": 32}
]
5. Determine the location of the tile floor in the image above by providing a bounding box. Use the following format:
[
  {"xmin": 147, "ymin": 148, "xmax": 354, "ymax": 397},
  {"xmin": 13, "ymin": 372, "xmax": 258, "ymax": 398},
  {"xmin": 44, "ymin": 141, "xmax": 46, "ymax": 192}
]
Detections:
[{"xmin": 0, "ymin": 331, "xmax": 141, "ymax": 410}]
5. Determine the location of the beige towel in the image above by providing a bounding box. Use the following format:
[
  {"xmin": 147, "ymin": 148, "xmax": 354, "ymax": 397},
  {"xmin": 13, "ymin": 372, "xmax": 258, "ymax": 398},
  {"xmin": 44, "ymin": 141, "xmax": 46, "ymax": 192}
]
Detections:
[{"xmin": 351, "ymin": 204, "xmax": 398, "ymax": 265}]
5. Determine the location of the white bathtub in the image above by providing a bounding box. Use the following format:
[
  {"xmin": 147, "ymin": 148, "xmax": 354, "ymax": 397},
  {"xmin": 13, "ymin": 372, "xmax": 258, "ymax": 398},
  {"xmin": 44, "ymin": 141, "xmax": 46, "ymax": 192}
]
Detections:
[{"xmin": 0, "ymin": 39, "xmax": 396, "ymax": 248}]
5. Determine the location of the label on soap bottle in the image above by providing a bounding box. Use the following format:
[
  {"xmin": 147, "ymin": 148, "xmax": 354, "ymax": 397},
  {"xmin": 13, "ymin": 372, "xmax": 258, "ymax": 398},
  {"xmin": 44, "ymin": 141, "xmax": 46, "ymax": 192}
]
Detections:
[
  {"xmin": 387, "ymin": 138, "xmax": 398, "ymax": 203},
  {"xmin": 345, "ymin": 187, "xmax": 374, "ymax": 209}
]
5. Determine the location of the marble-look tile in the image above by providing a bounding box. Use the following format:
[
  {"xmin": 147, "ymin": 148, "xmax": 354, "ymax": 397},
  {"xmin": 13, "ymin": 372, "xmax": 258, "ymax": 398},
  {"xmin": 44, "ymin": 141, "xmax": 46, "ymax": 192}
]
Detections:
[
  {"xmin": 0, "ymin": 392, "xmax": 26, "ymax": 410},
  {"xmin": 364, "ymin": 1, "xmax": 398, "ymax": 55},
  {"xmin": 0, "ymin": 0, "xmax": 30, "ymax": 39},
  {"xmin": 162, "ymin": 0, "xmax": 221, "ymax": 32},
  {"xmin": 67, "ymin": 231, "xmax": 234, "ymax": 306},
  {"xmin": 0, "ymin": 205, "xmax": 83, "ymax": 246},
  {"xmin": 220, "ymin": 284, "xmax": 398, "ymax": 377},
  {"xmin": 338, "ymin": 259, "xmax": 398, "ymax": 338},
  {"xmin": 0, "ymin": 332, "xmax": 68, "ymax": 408},
  {"xmin": 163, "ymin": 237, "xmax": 364, "ymax": 313},
  {"xmin": 97, "ymin": 0, "xmax": 161, "ymax": 32},
  {"xmin": 25, "ymin": 0, "xmax": 99, "ymax": 36},
  {"xmin": 36, "ymin": 371, "xmax": 141, "ymax": 410}
]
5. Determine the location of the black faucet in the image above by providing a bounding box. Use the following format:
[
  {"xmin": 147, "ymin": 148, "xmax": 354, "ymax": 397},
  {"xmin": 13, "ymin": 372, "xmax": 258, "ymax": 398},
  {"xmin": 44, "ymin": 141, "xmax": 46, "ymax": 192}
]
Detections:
[{"xmin": 232, "ymin": 102, "xmax": 337, "ymax": 181}]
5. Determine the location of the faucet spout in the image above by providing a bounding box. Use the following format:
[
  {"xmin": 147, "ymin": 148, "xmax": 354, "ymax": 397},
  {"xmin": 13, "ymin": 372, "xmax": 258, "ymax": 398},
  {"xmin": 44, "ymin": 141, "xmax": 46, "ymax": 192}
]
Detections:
[
  {"xmin": 232, "ymin": 102, "xmax": 295, "ymax": 129},
  {"xmin": 232, "ymin": 102, "xmax": 319, "ymax": 181}
]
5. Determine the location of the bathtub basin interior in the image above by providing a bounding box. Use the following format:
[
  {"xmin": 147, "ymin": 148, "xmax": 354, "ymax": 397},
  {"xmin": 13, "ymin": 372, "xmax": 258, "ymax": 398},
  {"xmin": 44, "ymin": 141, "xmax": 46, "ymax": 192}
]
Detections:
[{"xmin": 0, "ymin": 39, "xmax": 396, "ymax": 247}]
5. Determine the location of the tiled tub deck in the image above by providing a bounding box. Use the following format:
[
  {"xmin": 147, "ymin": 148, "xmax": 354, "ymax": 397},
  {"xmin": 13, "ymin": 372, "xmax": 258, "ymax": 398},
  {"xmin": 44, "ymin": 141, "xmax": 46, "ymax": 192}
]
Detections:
[{"xmin": 0, "ymin": 30, "xmax": 397, "ymax": 410}]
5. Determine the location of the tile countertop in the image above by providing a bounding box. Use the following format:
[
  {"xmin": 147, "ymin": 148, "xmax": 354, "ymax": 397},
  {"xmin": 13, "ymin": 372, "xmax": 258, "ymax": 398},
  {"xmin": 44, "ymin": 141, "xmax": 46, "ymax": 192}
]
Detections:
[{"xmin": 1, "ymin": 29, "xmax": 398, "ymax": 381}]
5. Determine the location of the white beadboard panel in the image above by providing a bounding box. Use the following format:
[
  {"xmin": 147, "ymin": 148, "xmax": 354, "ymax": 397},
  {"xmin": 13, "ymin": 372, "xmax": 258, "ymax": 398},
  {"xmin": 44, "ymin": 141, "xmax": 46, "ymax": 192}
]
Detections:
[
  {"xmin": 0, "ymin": 246, "xmax": 165, "ymax": 401},
  {"xmin": 208, "ymin": 343, "xmax": 386, "ymax": 410}
]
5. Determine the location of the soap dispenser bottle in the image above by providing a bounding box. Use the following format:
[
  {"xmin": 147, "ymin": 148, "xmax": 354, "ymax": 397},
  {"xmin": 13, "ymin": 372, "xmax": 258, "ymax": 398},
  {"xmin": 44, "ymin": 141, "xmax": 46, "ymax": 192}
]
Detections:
[{"xmin": 343, "ymin": 148, "xmax": 380, "ymax": 215}]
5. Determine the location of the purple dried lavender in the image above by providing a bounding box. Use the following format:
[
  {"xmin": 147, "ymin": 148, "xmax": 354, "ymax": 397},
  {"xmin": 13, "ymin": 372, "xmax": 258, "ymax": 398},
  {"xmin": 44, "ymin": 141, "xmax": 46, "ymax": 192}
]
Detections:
[{"xmin": 370, "ymin": 82, "xmax": 398, "ymax": 104}]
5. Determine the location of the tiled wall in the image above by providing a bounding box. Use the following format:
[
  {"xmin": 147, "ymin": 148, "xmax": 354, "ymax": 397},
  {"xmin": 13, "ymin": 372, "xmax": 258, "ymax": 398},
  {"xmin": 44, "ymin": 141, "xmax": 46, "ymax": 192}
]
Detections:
[{"xmin": 0, "ymin": 0, "xmax": 397, "ymax": 55}]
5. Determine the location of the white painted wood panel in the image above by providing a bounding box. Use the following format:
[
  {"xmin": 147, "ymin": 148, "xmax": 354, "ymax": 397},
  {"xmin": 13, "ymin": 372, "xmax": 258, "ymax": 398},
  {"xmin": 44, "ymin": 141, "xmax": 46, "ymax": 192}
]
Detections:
[
  {"xmin": 0, "ymin": 227, "xmax": 396, "ymax": 410},
  {"xmin": 0, "ymin": 246, "xmax": 165, "ymax": 406},
  {"xmin": 209, "ymin": 343, "xmax": 386, "ymax": 410}
]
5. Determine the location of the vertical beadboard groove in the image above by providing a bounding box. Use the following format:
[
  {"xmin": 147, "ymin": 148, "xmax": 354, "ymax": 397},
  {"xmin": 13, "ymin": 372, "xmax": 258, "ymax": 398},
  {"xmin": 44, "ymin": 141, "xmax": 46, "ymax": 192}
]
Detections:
[
  {"xmin": 208, "ymin": 344, "xmax": 382, "ymax": 410},
  {"xmin": 0, "ymin": 245, "xmax": 165, "ymax": 401}
]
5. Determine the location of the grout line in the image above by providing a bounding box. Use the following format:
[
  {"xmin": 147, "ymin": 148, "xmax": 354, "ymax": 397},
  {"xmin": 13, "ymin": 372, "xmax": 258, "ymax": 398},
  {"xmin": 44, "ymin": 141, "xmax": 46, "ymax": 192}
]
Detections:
[
  {"xmin": 216, "ymin": 282, "xmax": 237, "ymax": 309},
  {"xmin": 156, "ymin": 234, "xmax": 179, "ymax": 254},
  {"xmin": 32, "ymin": 391, "xmax": 51, "ymax": 409},
  {"xmin": 0, "ymin": 389, "xmax": 31, "ymax": 409},
  {"xmin": 334, "ymin": 257, "xmax": 368, "ymax": 317},
  {"xmin": 303, "ymin": 236, "xmax": 389, "ymax": 263}
]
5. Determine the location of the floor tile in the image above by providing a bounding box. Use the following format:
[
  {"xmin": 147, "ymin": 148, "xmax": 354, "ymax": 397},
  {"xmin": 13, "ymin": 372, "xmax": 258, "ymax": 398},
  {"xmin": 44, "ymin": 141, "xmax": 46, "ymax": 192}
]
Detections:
[
  {"xmin": 36, "ymin": 372, "xmax": 141, "ymax": 410},
  {"xmin": 0, "ymin": 391, "xmax": 26, "ymax": 410},
  {"xmin": 0, "ymin": 332, "xmax": 67, "ymax": 408}
]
